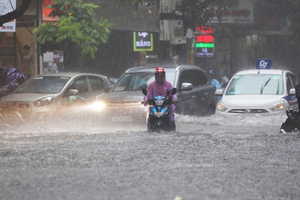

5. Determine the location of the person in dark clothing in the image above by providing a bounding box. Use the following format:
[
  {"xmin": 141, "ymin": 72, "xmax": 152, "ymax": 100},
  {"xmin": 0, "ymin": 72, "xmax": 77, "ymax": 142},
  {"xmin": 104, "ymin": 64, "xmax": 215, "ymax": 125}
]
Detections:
[
  {"xmin": 280, "ymin": 83, "xmax": 300, "ymax": 133},
  {"xmin": 0, "ymin": 66, "xmax": 27, "ymax": 97}
]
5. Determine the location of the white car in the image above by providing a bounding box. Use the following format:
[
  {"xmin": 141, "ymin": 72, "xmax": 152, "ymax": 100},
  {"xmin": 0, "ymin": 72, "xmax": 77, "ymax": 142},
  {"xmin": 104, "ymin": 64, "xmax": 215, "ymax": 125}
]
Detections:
[{"xmin": 215, "ymin": 69, "xmax": 298, "ymax": 115}]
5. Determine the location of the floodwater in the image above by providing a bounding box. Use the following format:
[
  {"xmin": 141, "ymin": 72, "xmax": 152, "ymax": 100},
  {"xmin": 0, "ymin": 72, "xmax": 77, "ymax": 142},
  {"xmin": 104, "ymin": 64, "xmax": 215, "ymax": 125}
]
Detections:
[{"xmin": 1, "ymin": 112, "xmax": 300, "ymax": 200}]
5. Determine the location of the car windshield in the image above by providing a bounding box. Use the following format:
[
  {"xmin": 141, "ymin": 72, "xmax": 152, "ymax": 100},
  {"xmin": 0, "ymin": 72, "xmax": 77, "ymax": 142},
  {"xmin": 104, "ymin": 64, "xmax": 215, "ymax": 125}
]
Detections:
[
  {"xmin": 113, "ymin": 71, "xmax": 175, "ymax": 92},
  {"xmin": 15, "ymin": 76, "xmax": 70, "ymax": 94},
  {"xmin": 225, "ymin": 74, "xmax": 283, "ymax": 95}
]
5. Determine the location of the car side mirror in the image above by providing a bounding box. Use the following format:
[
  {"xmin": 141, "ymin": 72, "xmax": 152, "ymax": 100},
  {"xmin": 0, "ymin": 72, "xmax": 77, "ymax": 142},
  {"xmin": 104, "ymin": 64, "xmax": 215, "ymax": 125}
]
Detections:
[
  {"xmin": 215, "ymin": 89, "xmax": 224, "ymax": 96},
  {"xmin": 289, "ymin": 88, "xmax": 295, "ymax": 95},
  {"xmin": 66, "ymin": 89, "xmax": 79, "ymax": 96},
  {"xmin": 181, "ymin": 82, "xmax": 193, "ymax": 91},
  {"xmin": 142, "ymin": 88, "xmax": 147, "ymax": 95}
]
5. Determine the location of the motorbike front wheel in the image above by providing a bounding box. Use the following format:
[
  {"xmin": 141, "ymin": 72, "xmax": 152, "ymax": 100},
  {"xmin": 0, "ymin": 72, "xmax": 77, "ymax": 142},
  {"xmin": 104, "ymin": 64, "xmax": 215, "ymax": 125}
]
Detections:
[{"xmin": 147, "ymin": 116, "xmax": 174, "ymax": 132}]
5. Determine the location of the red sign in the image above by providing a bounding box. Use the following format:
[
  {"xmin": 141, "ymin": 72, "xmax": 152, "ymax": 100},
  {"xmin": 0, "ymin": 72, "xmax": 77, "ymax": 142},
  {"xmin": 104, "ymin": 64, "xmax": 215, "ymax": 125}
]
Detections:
[
  {"xmin": 196, "ymin": 35, "xmax": 214, "ymax": 43},
  {"xmin": 42, "ymin": 0, "xmax": 59, "ymax": 21},
  {"xmin": 196, "ymin": 26, "xmax": 214, "ymax": 34}
]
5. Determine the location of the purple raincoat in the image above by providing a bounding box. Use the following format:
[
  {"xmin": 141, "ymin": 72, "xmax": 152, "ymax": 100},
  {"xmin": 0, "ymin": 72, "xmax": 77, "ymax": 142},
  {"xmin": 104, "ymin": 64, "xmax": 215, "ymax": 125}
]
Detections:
[{"xmin": 0, "ymin": 67, "xmax": 27, "ymax": 96}]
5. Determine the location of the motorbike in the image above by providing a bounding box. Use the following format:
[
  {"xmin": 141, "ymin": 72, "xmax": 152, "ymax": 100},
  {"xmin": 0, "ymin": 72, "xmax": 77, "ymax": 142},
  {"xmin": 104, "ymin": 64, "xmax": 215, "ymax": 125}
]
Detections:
[
  {"xmin": 142, "ymin": 88, "xmax": 177, "ymax": 132},
  {"xmin": 280, "ymin": 106, "xmax": 300, "ymax": 133}
]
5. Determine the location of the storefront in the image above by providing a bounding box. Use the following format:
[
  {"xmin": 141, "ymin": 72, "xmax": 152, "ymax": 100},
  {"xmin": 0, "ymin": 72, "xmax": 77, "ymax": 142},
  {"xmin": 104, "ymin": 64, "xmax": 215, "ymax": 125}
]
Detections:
[{"xmin": 0, "ymin": 0, "xmax": 39, "ymax": 78}]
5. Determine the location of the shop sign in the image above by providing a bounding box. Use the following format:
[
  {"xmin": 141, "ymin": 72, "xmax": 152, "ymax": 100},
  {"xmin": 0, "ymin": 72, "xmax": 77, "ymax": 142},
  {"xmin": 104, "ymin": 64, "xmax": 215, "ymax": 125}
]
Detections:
[
  {"xmin": 209, "ymin": 0, "xmax": 253, "ymax": 23},
  {"xmin": 195, "ymin": 26, "xmax": 214, "ymax": 58},
  {"xmin": 0, "ymin": 0, "xmax": 16, "ymax": 32},
  {"xmin": 133, "ymin": 32, "xmax": 153, "ymax": 52}
]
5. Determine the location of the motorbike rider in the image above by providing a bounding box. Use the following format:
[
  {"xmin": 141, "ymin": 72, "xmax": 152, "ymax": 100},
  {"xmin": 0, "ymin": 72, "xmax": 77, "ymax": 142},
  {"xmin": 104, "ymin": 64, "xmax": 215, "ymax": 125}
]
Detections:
[
  {"xmin": 144, "ymin": 67, "xmax": 178, "ymax": 130},
  {"xmin": 0, "ymin": 65, "xmax": 27, "ymax": 97},
  {"xmin": 280, "ymin": 83, "xmax": 300, "ymax": 133}
]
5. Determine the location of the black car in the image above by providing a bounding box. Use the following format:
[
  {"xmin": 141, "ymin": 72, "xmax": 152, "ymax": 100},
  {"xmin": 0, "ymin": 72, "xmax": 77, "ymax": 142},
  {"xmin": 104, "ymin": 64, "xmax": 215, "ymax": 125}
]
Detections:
[{"xmin": 96, "ymin": 65, "xmax": 217, "ymax": 122}]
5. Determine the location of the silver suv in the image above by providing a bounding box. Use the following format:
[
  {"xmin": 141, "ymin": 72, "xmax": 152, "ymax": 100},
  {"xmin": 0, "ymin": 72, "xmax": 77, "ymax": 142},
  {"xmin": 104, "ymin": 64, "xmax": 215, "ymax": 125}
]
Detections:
[{"xmin": 97, "ymin": 65, "xmax": 217, "ymax": 122}]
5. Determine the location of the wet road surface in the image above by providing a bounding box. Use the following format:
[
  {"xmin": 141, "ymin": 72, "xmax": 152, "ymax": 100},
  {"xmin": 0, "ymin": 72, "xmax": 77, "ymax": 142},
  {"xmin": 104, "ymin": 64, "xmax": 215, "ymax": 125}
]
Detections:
[{"xmin": 0, "ymin": 114, "xmax": 300, "ymax": 200}]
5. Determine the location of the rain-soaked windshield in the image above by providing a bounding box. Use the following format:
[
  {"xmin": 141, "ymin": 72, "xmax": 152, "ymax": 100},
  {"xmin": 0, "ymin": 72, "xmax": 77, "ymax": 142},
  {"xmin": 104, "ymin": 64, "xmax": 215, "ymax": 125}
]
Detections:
[
  {"xmin": 226, "ymin": 74, "xmax": 283, "ymax": 95},
  {"xmin": 113, "ymin": 71, "xmax": 176, "ymax": 92},
  {"xmin": 15, "ymin": 76, "xmax": 70, "ymax": 94}
]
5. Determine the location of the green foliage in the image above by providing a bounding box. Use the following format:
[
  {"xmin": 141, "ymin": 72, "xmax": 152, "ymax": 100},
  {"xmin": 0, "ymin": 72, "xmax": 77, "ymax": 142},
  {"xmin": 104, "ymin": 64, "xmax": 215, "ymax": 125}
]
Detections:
[{"xmin": 33, "ymin": 0, "xmax": 112, "ymax": 59}]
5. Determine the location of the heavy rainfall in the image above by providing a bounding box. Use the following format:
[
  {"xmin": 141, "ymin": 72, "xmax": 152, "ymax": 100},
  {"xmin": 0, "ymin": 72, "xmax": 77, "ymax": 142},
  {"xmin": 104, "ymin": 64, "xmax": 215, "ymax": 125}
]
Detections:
[
  {"xmin": 1, "ymin": 111, "xmax": 300, "ymax": 200},
  {"xmin": 1, "ymin": 0, "xmax": 300, "ymax": 200}
]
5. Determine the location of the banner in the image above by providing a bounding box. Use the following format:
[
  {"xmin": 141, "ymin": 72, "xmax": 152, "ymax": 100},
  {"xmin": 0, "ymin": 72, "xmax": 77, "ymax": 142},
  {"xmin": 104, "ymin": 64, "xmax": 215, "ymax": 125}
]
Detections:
[
  {"xmin": 0, "ymin": 0, "xmax": 16, "ymax": 32},
  {"xmin": 209, "ymin": 0, "xmax": 253, "ymax": 24}
]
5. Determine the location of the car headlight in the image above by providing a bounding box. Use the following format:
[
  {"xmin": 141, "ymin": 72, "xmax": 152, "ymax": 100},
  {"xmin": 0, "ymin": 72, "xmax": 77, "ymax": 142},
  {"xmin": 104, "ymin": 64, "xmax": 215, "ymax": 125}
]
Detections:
[
  {"xmin": 88, "ymin": 101, "xmax": 107, "ymax": 111},
  {"xmin": 33, "ymin": 96, "xmax": 53, "ymax": 107},
  {"xmin": 269, "ymin": 100, "xmax": 286, "ymax": 112},
  {"xmin": 216, "ymin": 101, "xmax": 228, "ymax": 112}
]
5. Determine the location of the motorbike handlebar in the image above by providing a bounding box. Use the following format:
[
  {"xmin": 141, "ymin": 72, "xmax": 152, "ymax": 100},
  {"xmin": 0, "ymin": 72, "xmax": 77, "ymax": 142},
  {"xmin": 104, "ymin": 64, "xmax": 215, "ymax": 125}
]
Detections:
[{"xmin": 142, "ymin": 98, "xmax": 177, "ymax": 106}]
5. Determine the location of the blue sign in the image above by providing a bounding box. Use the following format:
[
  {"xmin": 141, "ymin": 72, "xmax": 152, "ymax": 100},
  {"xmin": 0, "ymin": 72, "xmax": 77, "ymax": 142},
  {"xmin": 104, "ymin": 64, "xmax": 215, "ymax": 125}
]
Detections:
[{"xmin": 256, "ymin": 59, "xmax": 272, "ymax": 69}]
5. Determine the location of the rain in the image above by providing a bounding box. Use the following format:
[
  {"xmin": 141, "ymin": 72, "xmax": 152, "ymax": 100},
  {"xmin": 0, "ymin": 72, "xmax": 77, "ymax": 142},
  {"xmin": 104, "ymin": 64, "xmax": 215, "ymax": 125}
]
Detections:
[
  {"xmin": 1, "ymin": 0, "xmax": 300, "ymax": 199},
  {"xmin": 1, "ymin": 111, "xmax": 300, "ymax": 199}
]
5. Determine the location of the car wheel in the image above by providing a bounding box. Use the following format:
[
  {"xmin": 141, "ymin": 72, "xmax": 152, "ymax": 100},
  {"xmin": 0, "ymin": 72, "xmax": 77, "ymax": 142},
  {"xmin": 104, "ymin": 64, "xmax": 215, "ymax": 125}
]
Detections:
[{"xmin": 206, "ymin": 104, "xmax": 216, "ymax": 116}]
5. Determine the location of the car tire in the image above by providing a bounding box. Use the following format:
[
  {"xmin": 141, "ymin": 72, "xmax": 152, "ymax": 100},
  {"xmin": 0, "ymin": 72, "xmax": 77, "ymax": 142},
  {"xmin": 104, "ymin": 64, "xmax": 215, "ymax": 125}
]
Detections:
[{"xmin": 206, "ymin": 104, "xmax": 216, "ymax": 116}]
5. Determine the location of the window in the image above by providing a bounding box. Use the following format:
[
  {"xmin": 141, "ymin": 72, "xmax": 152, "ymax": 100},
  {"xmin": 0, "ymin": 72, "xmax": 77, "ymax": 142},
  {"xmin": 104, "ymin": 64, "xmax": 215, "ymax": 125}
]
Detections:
[
  {"xmin": 178, "ymin": 70, "xmax": 191, "ymax": 89},
  {"xmin": 89, "ymin": 76, "xmax": 106, "ymax": 93},
  {"xmin": 15, "ymin": 76, "xmax": 69, "ymax": 94},
  {"xmin": 113, "ymin": 72, "xmax": 153, "ymax": 92},
  {"xmin": 287, "ymin": 73, "xmax": 297, "ymax": 88},
  {"xmin": 178, "ymin": 69, "xmax": 207, "ymax": 89},
  {"xmin": 70, "ymin": 77, "xmax": 88, "ymax": 94},
  {"xmin": 226, "ymin": 74, "xmax": 283, "ymax": 95},
  {"xmin": 198, "ymin": 70, "xmax": 208, "ymax": 85}
]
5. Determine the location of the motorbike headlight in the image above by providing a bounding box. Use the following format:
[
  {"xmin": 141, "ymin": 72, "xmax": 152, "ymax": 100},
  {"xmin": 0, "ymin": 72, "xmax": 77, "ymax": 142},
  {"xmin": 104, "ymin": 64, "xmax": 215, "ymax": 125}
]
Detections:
[
  {"xmin": 216, "ymin": 101, "xmax": 228, "ymax": 112},
  {"xmin": 33, "ymin": 96, "xmax": 53, "ymax": 107},
  {"xmin": 269, "ymin": 100, "xmax": 286, "ymax": 112}
]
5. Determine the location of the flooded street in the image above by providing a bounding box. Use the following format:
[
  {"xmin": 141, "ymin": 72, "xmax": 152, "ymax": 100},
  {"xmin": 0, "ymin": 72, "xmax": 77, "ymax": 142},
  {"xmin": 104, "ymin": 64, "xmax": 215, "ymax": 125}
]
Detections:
[{"xmin": 1, "ymin": 113, "xmax": 300, "ymax": 200}]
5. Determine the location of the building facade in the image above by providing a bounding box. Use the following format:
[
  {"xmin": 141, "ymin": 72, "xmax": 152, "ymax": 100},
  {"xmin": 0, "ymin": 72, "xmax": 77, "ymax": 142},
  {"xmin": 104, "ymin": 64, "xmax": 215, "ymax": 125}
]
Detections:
[{"xmin": 0, "ymin": 0, "xmax": 298, "ymax": 80}]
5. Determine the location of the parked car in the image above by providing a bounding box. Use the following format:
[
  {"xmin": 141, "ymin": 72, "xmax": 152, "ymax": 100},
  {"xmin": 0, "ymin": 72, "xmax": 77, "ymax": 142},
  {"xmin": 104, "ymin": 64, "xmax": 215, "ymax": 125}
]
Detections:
[
  {"xmin": 0, "ymin": 72, "xmax": 112, "ymax": 115},
  {"xmin": 95, "ymin": 65, "xmax": 217, "ymax": 123},
  {"xmin": 215, "ymin": 69, "xmax": 298, "ymax": 115}
]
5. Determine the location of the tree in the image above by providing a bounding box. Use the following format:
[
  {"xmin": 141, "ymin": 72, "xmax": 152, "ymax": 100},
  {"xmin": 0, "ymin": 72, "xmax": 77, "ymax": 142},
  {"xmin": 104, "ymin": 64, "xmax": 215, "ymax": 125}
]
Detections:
[
  {"xmin": 33, "ymin": 0, "xmax": 112, "ymax": 70},
  {"xmin": 0, "ymin": 0, "xmax": 32, "ymax": 26}
]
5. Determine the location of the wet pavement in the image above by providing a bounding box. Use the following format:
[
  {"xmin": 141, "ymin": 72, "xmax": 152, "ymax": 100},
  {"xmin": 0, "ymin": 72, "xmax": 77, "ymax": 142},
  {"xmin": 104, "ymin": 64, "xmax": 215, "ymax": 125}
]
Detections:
[{"xmin": 0, "ymin": 113, "xmax": 300, "ymax": 200}]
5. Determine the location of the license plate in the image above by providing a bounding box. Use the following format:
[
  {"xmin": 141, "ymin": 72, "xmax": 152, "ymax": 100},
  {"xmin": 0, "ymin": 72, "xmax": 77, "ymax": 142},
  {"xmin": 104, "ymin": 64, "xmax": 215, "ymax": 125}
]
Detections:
[
  {"xmin": 19, "ymin": 104, "xmax": 29, "ymax": 108},
  {"xmin": 111, "ymin": 116, "xmax": 133, "ymax": 122}
]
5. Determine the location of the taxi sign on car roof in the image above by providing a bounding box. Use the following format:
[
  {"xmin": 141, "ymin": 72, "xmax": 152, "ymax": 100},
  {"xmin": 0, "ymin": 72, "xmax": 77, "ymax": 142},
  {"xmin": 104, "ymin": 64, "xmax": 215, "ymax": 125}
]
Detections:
[{"xmin": 256, "ymin": 59, "xmax": 272, "ymax": 69}]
